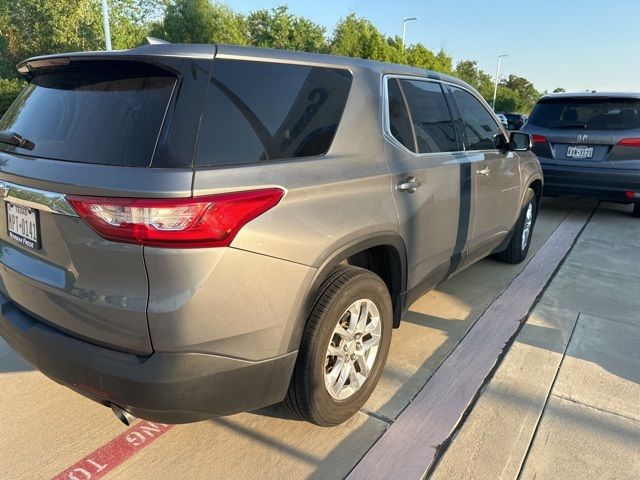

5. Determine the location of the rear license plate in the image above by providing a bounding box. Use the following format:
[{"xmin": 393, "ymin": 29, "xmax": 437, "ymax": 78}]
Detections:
[
  {"xmin": 566, "ymin": 145, "xmax": 594, "ymax": 159},
  {"xmin": 6, "ymin": 202, "xmax": 40, "ymax": 250}
]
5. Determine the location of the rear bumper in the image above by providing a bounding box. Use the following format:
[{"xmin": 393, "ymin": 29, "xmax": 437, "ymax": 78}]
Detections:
[
  {"xmin": 0, "ymin": 294, "xmax": 297, "ymax": 423},
  {"xmin": 541, "ymin": 164, "xmax": 640, "ymax": 202}
]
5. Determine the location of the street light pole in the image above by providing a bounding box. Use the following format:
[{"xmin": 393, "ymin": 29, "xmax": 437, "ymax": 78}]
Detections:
[
  {"xmin": 492, "ymin": 54, "xmax": 508, "ymax": 110},
  {"xmin": 101, "ymin": 0, "xmax": 112, "ymax": 51},
  {"xmin": 402, "ymin": 17, "xmax": 418, "ymax": 48}
]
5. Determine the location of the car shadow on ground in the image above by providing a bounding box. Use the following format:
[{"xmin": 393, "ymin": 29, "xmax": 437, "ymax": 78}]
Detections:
[{"xmin": 0, "ymin": 339, "xmax": 33, "ymax": 373}]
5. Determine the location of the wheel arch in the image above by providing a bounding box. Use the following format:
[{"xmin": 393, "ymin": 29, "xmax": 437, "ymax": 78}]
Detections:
[
  {"xmin": 528, "ymin": 177, "xmax": 543, "ymax": 208},
  {"xmin": 290, "ymin": 233, "xmax": 407, "ymax": 353}
]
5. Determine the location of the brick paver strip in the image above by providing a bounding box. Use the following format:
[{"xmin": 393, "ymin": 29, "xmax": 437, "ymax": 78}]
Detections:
[{"xmin": 348, "ymin": 200, "xmax": 596, "ymax": 480}]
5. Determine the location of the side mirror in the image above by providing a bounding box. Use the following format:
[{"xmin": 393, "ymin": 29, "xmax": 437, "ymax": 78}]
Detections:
[{"xmin": 510, "ymin": 132, "xmax": 532, "ymax": 151}]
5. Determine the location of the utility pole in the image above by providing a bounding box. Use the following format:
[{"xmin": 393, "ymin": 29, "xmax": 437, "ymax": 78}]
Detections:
[
  {"xmin": 492, "ymin": 54, "xmax": 508, "ymax": 110},
  {"xmin": 101, "ymin": 0, "xmax": 112, "ymax": 51},
  {"xmin": 402, "ymin": 17, "xmax": 418, "ymax": 48}
]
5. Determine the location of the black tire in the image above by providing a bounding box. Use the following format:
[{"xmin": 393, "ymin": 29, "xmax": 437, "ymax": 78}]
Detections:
[
  {"xmin": 284, "ymin": 266, "xmax": 393, "ymax": 426},
  {"xmin": 633, "ymin": 203, "xmax": 640, "ymax": 218},
  {"xmin": 495, "ymin": 188, "xmax": 538, "ymax": 264}
]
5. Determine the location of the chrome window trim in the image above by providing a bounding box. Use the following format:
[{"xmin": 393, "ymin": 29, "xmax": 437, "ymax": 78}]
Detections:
[
  {"xmin": 381, "ymin": 74, "xmax": 506, "ymax": 157},
  {"xmin": 0, "ymin": 181, "xmax": 77, "ymax": 217}
]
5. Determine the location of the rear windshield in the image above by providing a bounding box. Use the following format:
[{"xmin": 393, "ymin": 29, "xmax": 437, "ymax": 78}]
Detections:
[
  {"xmin": 195, "ymin": 60, "xmax": 352, "ymax": 166},
  {"xmin": 528, "ymin": 97, "xmax": 640, "ymax": 130},
  {"xmin": 0, "ymin": 62, "xmax": 175, "ymax": 166}
]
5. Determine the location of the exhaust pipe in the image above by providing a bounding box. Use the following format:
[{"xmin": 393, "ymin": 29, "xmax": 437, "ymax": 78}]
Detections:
[{"xmin": 110, "ymin": 403, "xmax": 135, "ymax": 426}]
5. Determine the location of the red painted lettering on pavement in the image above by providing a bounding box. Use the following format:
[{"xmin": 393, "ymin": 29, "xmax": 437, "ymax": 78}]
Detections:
[{"xmin": 51, "ymin": 421, "xmax": 174, "ymax": 480}]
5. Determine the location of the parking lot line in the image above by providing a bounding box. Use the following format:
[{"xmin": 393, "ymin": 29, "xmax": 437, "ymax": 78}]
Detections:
[
  {"xmin": 51, "ymin": 421, "xmax": 173, "ymax": 480},
  {"xmin": 347, "ymin": 200, "xmax": 597, "ymax": 480}
]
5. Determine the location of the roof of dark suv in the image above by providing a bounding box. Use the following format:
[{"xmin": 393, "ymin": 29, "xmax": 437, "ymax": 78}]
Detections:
[{"xmin": 539, "ymin": 92, "xmax": 640, "ymax": 100}]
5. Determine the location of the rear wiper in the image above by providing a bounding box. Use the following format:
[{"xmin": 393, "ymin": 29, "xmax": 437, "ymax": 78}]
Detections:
[{"xmin": 0, "ymin": 131, "xmax": 35, "ymax": 150}]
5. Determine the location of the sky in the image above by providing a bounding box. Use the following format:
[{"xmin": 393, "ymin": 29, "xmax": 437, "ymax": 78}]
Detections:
[{"xmin": 231, "ymin": 0, "xmax": 640, "ymax": 93}]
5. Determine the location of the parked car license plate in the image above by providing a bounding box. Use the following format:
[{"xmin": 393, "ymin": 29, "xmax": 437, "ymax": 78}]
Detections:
[
  {"xmin": 6, "ymin": 202, "xmax": 40, "ymax": 249},
  {"xmin": 566, "ymin": 145, "xmax": 594, "ymax": 159}
]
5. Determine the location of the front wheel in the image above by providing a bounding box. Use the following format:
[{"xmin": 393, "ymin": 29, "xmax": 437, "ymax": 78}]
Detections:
[
  {"xmin": 284, "ymin": 266, "xmax": 392, "ymax": 426},
  {"xmin": 495, "ymin": 188, "xmax": 538, "ymax": 264}
]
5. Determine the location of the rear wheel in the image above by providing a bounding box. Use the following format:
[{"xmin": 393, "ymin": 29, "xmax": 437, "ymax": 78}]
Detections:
[
  {"xmin": 633, "ymin": 203, "xmax": 640, "ymax": 218},
  {"xmin": 495, "ymin": 188, "xmax": 538, "ymax": 264},
  {"xmin": 284, "ymin": 266, "xmax": 392, "ymax": 426}
]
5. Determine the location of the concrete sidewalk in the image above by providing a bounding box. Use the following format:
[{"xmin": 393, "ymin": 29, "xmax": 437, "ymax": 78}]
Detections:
[{"xmin": 430, "ymin": 202, "xmax": 640, "ymax": 480}]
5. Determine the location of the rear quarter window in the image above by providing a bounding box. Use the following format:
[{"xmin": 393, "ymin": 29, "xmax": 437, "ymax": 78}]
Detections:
[
  {"xmin": 0, "ymin": 62, "xmax": 175, "ymax": 167},
  {"xmin": 195, "ymin": 60, "xmax": 352, "ymax": 166}
]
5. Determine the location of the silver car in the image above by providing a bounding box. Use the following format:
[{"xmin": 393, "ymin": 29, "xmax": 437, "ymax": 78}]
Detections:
[
  {"xmin": 522, "ymin": 92, "xmax": 640, "ymax": 217},
  {"xmin": 0, "ymin": 44, "xmax": 542, "ymax": 426}
]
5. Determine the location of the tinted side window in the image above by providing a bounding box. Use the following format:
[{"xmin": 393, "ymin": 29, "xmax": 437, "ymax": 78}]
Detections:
[
  {"xmin": 450, "ymin": 87, "xmax": 500, "ymax": 150},
  {"xmin": 387, "ymin": 78, "xmax": 416, "ymax": 152},
  {"xmin": 399, "ymin": 80, "xmax": 458, "ymax": 153},
  {"xmin": 195, "ymin": 60, "xmax": 352, "ymax": 166}
]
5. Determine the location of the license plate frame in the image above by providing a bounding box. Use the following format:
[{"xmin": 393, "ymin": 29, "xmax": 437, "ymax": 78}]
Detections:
[
  {"xmin": 566, "ymin": 145, "xmax": 594, "ymax": 159},
  {"xmin": 6, "ymin": 201, "xmax": 41, "ymax": 250}
]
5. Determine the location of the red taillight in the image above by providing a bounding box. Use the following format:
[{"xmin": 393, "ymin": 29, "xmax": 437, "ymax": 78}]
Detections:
[
  {"xmin": 617, "ymin": 138, "xmax": 640, "ymax": 147},
  {"xmin": 67, "ymin": 188, "xmax": 284, "ymax": 248},
  {"xmin": 532, "ymin": 134, "xmax": 548, "ymax": 144},
  {"xmin": 626, "ymin": 191, "xmax": 638, "ymax": 200}
]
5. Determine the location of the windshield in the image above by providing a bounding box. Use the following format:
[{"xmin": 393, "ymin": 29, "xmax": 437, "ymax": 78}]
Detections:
[
  {"xmin": 0, "ymin": 62, "xmax": 175, "ymax": 166},
  {"xmin": 528, "ymin": 97, "xmax": 640, "ymax": 130}
]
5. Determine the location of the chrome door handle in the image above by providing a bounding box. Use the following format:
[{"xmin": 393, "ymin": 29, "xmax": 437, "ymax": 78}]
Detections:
[
  {"xmin": 397, "ymin": 177, "xmax": 422, "ymax": 193},
  {"xmin": 477, "ymin": 167, "xmax": 491, "ymax": 176}
]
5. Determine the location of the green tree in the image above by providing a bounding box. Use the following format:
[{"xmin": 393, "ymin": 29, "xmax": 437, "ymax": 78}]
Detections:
[
  {"xmin": 494, "ymin": 86, "xmax": 520, "ymax": 112},
  {"xmin": 0, "ymin": 77, "xmax": 25, "ymax": 116},
  {"xmin": 107, "ymin": 0, "xmax": 161, "ymax": 49},
  {"xmin": 246, "ymin": 6, "xmax": 326, "ymax": 52},
  {"xmin": 501, "ymin": 74, "xmax": 540, "ymax": 112},
  {"xmin": 152, "ymin": 0, "xmax": 247, "ymax": 45},
  {"xmin": 1, "ymin": 0, "xmax": 102, "ymax": 74},
  {"xmin": 434, "ymin": 49, "xmax": 453, "ymax": 74},
  {"xmin": 384, "ymin": 36, "xmax": 407, "ymax": 64},
  {"xmin": 553, "ymin": 87, "xmax": 566, "ymax": 93},
  {"xmin": 454, "ymin": 60, "xmax": 494, "ymax": 100},
  {"xmin": 0, "ymin": 0, "xmax": 156, "ymax": 77},
  {"xmin": 406, "ymin": 44, "xmax": 440, "ymax": 71},
  {"xmin": 330, "ymin": 14, "xmax": 394, "ymax": 61}
]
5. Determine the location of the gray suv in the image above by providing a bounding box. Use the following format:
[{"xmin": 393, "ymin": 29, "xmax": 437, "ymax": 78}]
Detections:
[
  {"xmin": 523, "ymin": 92, "xmax": 640, "ymax": 217},
  {"xmin": 0, "ymin": 44, "xmax": 542, "ymax": 426}
]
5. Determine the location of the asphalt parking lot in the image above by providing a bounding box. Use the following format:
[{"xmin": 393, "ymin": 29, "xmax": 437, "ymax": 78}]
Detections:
[{"xmin": 0, "ymin": 197, "xmax": 579, "ymax": 480}]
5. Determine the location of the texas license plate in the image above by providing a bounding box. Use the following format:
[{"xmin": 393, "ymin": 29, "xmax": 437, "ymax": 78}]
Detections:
[
  {"xmin": 567, "ymin": 145, "xmax": 594, "ymax": 159},
  {"xmin": 6, "ymin": 202, "xmax": 40, "ymax": 250}
]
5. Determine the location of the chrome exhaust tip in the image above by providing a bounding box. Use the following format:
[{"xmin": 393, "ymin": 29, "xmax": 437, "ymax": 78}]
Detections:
[{"xmin": 110, "ymin": 403, "xmax": 135, "ymax": 426}]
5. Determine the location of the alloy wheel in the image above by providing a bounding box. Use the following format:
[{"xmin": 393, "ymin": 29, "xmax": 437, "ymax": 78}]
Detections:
[
  {"xmin": 324, "ymin": 299, "xmax": 382, "ymax": 400},
  {"xmin": 522, "ymin": 202, "xmax": 534, "ymax": 251}
]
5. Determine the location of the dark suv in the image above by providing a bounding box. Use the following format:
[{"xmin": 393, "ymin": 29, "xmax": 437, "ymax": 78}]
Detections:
[
  {"xmin": 523, "ymin": 92, "xmax": 640, "ymax": 217},
  {"xmin": 0, "ymin": 43, "xmax": 542, "ymax": 426},
  {"xmin": 498, "ymin": 112, "xmax": 527, "ymax": 130}
]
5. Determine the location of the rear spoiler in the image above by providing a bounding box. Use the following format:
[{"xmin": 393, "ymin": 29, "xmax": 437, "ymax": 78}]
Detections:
[
  {"xmin": 17, "ymin": 57, "xmax": 71, "ymax": 78},
  {"xmin": 16, "ymin": 42, "xmax": 215, "ymax": 81}
]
